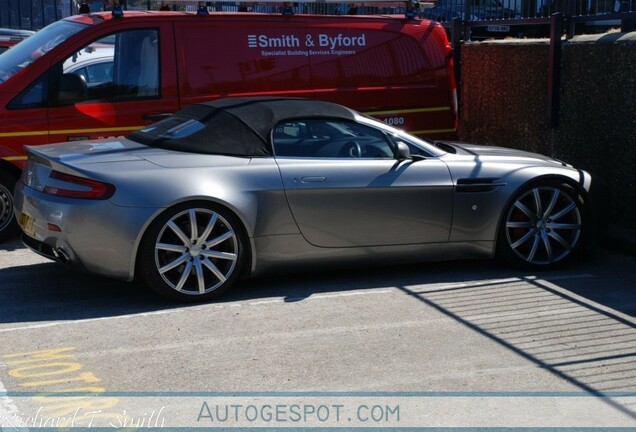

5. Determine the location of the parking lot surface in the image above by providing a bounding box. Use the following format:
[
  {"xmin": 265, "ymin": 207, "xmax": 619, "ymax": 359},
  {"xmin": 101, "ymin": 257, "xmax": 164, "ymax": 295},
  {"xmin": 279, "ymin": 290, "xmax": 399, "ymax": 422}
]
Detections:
[{"xmin": 1, "ymin": 237, "xmax": 635, "ymax": 428}]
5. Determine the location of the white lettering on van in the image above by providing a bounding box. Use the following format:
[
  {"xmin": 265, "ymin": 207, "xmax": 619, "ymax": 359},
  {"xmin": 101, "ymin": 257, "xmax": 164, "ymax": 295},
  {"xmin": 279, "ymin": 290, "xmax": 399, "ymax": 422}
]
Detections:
[
  {"xmin": 318, "ymin": 34, "xmax": 367, "ymax": 50},
  {"xmin": 249, "ymin": 34, "xmax": 300, "ymax": 49}
]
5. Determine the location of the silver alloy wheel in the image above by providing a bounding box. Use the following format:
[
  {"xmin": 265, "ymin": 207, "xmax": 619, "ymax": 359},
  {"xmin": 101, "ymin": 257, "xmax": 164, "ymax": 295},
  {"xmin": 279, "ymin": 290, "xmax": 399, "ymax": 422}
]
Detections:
[
  {"xmin": 505, "ymin": 185, "xmax": 582, "ymax": 266},
  {"xmin": 154, "ymin": 207, "xmax": 239, "ymax": 296}
]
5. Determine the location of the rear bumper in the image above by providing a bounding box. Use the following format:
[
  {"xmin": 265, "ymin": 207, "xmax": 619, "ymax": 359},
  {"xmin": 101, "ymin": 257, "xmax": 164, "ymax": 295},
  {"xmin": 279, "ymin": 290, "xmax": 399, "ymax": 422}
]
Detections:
[
  {"xmin": 14, "ymin": 181, "xmax": 159, "ymax": 281},
  {"xmin": 22, "ymin": 233, "xmax": 69, "ymax": 264}
]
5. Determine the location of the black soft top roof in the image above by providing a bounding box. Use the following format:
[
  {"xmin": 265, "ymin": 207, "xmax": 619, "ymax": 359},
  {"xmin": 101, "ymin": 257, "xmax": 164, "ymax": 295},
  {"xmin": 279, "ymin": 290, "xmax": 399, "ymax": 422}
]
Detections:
[{"xmin": 129, "ymin": 97, "xmax": 358, "ymax": 157}]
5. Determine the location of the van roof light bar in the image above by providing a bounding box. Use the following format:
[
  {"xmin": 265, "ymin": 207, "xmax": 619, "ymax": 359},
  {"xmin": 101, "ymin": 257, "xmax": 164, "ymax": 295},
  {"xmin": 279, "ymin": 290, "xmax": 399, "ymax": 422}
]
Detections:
[
  {"xmin": 111, "ymin": 2, "xmax": 124, "ymax": 18},
  {"xmin": 197, "ymin": 1, "xmax": 210, "ymax": 15},
  {"xmin": 167, "ymin": 0, "xmax": 425, "ymax": 19}
]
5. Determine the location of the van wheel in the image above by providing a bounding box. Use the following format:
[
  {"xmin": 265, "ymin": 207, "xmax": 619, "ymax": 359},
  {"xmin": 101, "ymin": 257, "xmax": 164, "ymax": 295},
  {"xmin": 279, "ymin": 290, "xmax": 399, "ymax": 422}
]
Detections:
[
  {"xmin": 0, "ymin": 171, "xmax": 20, "ymax": 243},
  {"xmin": 498, "ymin": 181, "xmax": 587, "ymax": 269},
  {"xmin": 138, "ymin": 202, "xmax": 246, "ymax": 302}
]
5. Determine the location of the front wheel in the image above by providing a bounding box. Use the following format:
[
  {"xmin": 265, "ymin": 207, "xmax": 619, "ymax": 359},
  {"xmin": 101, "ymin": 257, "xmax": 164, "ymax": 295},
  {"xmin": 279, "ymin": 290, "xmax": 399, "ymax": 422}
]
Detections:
[
  {"xmin": 498, "ymin": 181, "xmax": 588, "ymax": 269},
  {"xmin": 137, "ymin": 202, "xmax": 247, "ymax": 302},
  {"xmin": 0, "ymin": 171, "xmax": 20, "ymax": 243}
]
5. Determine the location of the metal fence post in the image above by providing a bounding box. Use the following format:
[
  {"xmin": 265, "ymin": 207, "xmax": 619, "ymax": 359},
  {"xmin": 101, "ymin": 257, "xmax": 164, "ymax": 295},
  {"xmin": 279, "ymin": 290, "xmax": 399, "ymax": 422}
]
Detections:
[
  {"xmin": 565, "ymin": 0, "xmax": 576, "ymax": 39},
  {"xmin": 622, "ymin": 0, "xmax": 636, "ymax": 31},
  {"xmin": 547, "ymin": 12, "xmax": 563, "ymax": 129},
  {"xmin": 451, "ymin": 17, "xmax": 463, "ymax": 119},
  {"xmin": 463, "ymin": 0, "xmax": 472, "ymax": 41}
]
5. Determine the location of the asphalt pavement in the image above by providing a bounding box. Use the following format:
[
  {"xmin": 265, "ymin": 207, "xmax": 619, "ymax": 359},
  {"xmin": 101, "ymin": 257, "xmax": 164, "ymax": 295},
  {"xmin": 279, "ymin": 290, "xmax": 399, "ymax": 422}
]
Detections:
[{"xmin": 0, "ymin": 237, "xmax": 635, "ymax": 428}]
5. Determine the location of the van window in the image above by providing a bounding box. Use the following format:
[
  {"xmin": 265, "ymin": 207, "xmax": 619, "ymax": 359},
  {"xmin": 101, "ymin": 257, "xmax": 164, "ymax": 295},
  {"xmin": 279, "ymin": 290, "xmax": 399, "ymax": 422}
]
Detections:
[
  {"xmin": 273, "ymin": 119, "xmax": 394, "ymax": 159},
  {"xmin": 9, "ymin": 29, "xmax": 160, "ymax": 109}
]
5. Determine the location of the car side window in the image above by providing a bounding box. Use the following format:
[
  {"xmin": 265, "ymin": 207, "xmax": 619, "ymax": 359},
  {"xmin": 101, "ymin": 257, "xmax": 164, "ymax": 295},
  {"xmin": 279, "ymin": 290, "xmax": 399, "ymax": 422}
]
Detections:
[{"xmin": 272, "ymin": 119, "xmax": 394, "ymax": 159}]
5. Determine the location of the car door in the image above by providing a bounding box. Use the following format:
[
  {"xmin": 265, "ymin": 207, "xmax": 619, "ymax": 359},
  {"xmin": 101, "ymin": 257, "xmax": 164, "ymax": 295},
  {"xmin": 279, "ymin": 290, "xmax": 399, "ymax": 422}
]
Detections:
[
  {"xmin": 273, "ymin": 118, "xmax": 454, "ymax": 248},
  {"xmin": 42, "ymin": 22, "xmax": 178, "ymax": 143}
]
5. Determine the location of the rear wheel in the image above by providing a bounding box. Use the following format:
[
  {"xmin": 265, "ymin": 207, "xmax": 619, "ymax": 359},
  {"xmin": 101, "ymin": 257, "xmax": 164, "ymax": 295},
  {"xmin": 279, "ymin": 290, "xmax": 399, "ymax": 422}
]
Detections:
[
  {"xmin": 498, "ymin": 181, "xmax": 587, "ymax": 269},
  {"xmin": 0, "ymin": 171, "xmax": 20, "ymax": 243},
  {"xmin": 138, "ymin": 202, "xmax": 246, "ymax": 302}
]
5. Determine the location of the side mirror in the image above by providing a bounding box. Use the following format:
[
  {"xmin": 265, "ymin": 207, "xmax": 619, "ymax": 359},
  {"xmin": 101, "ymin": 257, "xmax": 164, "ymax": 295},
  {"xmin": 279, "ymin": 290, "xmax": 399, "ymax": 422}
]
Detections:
[
  {"xmin": 395, "ymin": 141, "xmax": 412, "ymax": 160},
  {"xmin": 53, "ymin": 73, "xmax": 87, "ymax": 105}
]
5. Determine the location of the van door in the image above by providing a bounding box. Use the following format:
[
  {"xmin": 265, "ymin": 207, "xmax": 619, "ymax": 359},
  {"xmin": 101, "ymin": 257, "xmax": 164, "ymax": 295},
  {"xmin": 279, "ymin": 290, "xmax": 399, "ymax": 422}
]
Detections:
[
  {"xmin": 174, "ymin": 18, "xmax": 312, "ymax": 106},
  {"xmin": 6, "ymin": 23, "xmax": 178, "ymax": 144}
]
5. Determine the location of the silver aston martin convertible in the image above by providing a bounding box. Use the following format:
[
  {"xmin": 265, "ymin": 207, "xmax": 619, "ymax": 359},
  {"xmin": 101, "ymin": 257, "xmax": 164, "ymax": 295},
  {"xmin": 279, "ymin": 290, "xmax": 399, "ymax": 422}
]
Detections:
[{"xmin": 14, "ymin": 97, "xmax": 592, "ymax": 302}]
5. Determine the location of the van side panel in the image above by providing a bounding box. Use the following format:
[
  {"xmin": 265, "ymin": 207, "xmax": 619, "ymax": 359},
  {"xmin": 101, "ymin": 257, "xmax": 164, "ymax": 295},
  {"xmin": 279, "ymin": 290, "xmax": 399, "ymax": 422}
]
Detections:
[
  {"xmin": 0, "ymin": 51, "xmax": 56, "ymax": 169},
  {"xmin": 174, "ymin": 19, "xmax": 313, "ymax": 106},
  {"xmin": 0, "ymin": 104, "xmax": 50, "ymax": 168},
  {"xmin": 307, "ymin": 18, "xmax": 457, "ymax": 138}
]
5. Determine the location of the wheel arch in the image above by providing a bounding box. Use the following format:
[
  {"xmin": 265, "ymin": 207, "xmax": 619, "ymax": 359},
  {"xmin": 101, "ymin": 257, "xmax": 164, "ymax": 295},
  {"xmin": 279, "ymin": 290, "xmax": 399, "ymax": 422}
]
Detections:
[
  {"xmin": 493, "ymin": 173, "xmax": 593, "ymax": 256},
  {"xmin": 0, "ymin": 159, "xmax": 22, "ymax": 181},
  {"xmin": 0, "ymin": 160, "xmax": 24, "ymax": 242},
  {"xmin": 131, "ymin": 197, "xmax": 255, "ymax": 282}
]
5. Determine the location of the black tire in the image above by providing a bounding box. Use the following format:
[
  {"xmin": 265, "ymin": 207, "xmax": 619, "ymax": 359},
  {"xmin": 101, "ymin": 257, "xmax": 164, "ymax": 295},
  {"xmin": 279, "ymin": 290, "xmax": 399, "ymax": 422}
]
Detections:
[
  {"xmin": 137, "ymin": 202, "xmax": 247, "ymax": 302},
  {"xmin": 497, "ymin": 180, "xmax": 588, "ymax": 270},
  {"xmin": 0, "ymin": 171, "xmax": 20, "ymax": 243}
]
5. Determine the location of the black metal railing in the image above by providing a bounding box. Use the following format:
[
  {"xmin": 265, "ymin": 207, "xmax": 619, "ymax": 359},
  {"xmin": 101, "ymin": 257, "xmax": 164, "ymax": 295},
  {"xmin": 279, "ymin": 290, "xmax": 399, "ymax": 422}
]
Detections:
[
  {"xmin": 2, "ymin": 0, "xmax": 635, "ymax": 37},
  {"xmin": 421, "ymin": 0, "xmax": 636, "ymax": 39}
]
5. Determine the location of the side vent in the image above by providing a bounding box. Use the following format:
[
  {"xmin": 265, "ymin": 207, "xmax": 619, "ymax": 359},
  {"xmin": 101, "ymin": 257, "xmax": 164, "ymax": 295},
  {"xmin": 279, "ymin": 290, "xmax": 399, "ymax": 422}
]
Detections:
[{"xmin": 456, "ymin": 178, "xmax": 506, "ymax": 193}]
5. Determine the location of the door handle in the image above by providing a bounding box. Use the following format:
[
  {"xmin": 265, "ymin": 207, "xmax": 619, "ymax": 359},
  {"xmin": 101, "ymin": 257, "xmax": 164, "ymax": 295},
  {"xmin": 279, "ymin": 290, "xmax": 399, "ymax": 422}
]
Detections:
[{"xmin": 300, "ymin": 176, "xmax": 326, "ymax": 183}]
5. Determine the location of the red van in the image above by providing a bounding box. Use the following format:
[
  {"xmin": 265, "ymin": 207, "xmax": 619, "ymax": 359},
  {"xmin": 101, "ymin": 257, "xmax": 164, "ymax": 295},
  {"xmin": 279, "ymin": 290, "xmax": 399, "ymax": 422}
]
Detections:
[{"xmin": 0, "ymin": 10, "xmax": 457, "ymax": 241}]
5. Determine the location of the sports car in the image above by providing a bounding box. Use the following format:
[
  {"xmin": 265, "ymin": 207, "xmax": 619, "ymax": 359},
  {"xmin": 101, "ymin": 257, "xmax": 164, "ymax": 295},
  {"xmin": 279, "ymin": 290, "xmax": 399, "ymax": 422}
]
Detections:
[{"xmin": 14, "ymin": 97, "xmax": 592, "ymax": 302}]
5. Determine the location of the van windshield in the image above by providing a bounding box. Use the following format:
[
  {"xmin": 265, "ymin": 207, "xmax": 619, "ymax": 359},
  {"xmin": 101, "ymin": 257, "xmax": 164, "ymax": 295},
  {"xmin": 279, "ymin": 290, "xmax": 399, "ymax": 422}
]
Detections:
[{"xmin": 0, "ymin": 20, "xmax": 88, "ymax": 83}]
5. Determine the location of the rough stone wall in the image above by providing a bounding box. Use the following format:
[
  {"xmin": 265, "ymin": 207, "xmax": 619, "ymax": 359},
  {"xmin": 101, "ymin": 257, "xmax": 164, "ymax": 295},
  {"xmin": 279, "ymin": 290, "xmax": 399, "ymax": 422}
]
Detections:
[{"xmin": 459, "ymin": 33, "xmax": 636, "ymax": 242}]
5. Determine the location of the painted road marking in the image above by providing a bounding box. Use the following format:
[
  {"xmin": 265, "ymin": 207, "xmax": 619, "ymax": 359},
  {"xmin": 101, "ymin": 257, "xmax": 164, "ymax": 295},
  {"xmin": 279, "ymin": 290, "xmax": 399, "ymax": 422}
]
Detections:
[{"xmin": 0, "ymin": 348, "xmax": 141, "ymax": 428}]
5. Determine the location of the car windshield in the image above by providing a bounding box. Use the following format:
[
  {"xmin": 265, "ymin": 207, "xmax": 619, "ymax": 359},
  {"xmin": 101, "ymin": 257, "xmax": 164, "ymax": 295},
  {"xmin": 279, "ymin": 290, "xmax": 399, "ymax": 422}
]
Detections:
[{"xmin": 0, "ymin": 20, "xmax": 88, "ymax": 83}]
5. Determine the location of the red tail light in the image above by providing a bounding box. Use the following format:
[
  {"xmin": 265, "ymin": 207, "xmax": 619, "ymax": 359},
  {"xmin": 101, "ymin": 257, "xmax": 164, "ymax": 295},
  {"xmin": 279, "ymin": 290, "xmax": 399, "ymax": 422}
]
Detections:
[{"xmin": 44, "ymin": 171, "xmax": 115, "ymax": 200}]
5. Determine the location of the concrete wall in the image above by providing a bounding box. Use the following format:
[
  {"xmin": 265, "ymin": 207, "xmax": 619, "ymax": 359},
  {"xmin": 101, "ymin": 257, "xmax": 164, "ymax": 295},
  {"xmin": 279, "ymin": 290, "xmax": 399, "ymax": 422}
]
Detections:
[{"xmin": 458, "ymin": 32, "xmax": 636, "ymax": 249}]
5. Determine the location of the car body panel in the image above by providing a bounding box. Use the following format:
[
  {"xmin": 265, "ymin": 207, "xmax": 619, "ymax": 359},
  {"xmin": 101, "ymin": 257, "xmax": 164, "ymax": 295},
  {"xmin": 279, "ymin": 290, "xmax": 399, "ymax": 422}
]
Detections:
[{"xmin": 276, "ymin": 157, "xmax": 453, "ymax": 247}]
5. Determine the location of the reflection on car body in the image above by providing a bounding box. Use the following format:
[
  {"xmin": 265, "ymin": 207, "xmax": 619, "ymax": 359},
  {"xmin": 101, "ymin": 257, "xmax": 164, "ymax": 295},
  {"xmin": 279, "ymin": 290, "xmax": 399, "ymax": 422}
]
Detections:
[
  {"xmin": 63, "ymin": 45, "xmax": 114, "ymax": 85},
  {"xmin": 14, "ymin": 97, "xmax": 593, "ymax": 302}
]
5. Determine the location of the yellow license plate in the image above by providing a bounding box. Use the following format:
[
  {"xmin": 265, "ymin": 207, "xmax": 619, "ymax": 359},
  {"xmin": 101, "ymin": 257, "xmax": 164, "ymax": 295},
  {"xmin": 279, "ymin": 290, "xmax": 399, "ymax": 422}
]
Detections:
[{"xmin": 17, "ymin": 212, "xmax": 35, "ymax": 236}]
